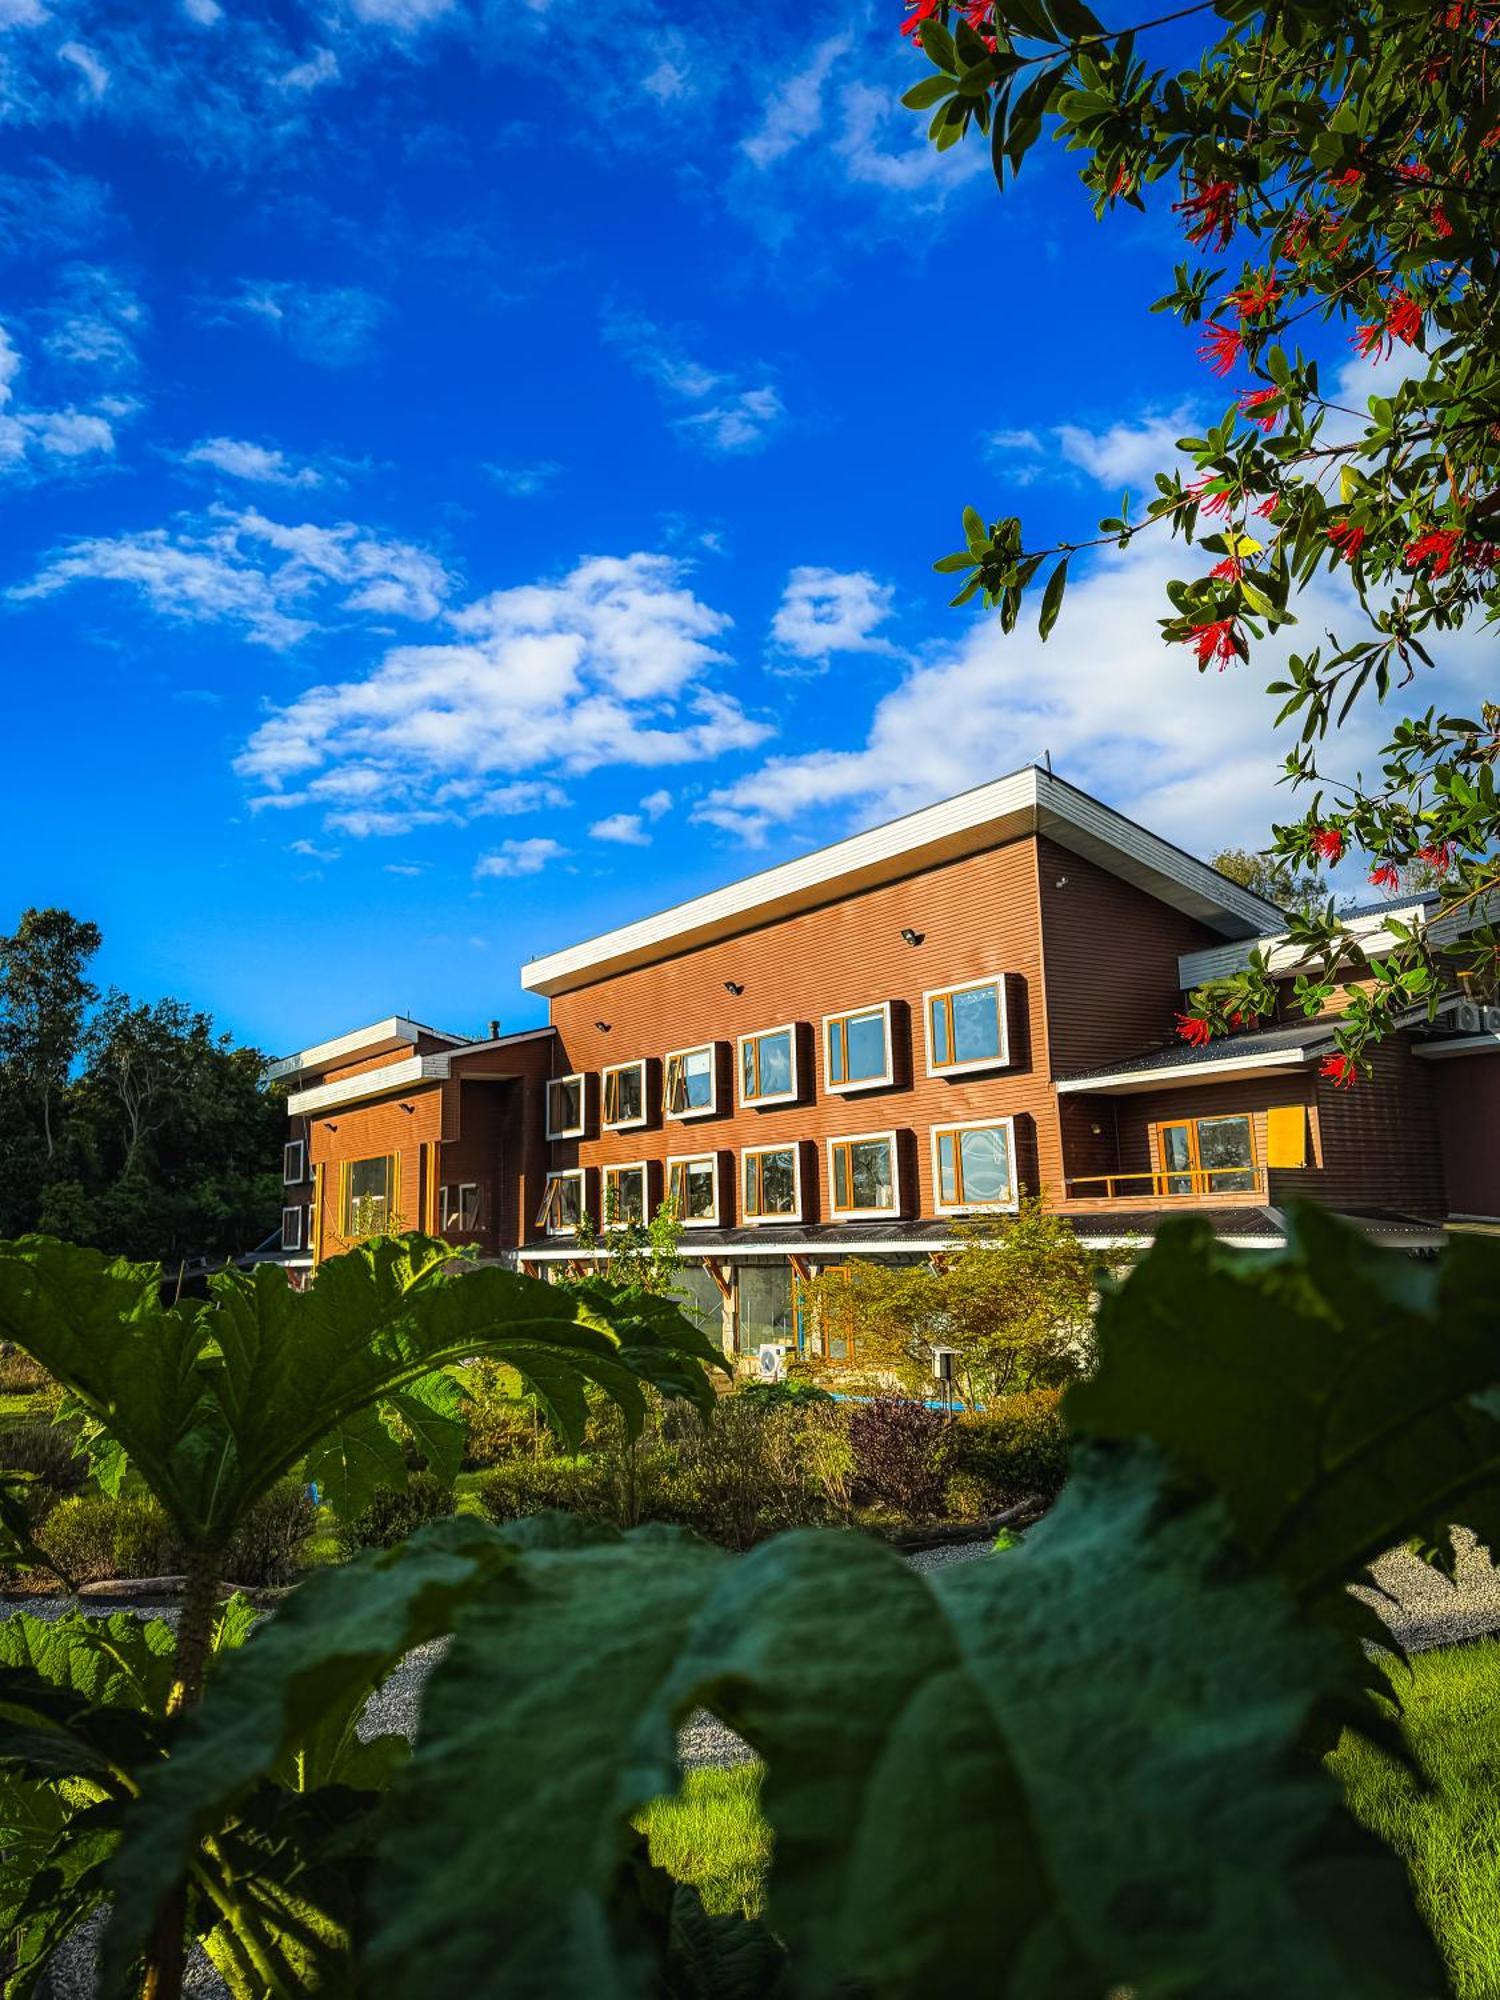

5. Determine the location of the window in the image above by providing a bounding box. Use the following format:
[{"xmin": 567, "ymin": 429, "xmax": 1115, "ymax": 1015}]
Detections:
[
  {"xmin": 281, "ymin": 1205, "xmax": 304, "ymax": 1251},
  {"xmin": 827, "ymin": 1132, "xmax": 899, "ymax": 1218},
  {"xmin": 664, "ymin": 1043, "xmax": 717, "ymax": 1118},
  {"xmin": 602, "ymin": 1059, "xmax": 647, "ymax": 1130},
  {"xmin": 932, "ymin": 1119, "xmax": 1017, "ymax": 1213},
  {"xmin": 1154, "ymin": 1114, "xmax": 1257, "ymax": 1196},
  {"xmin": 926, "ymin": 976, "xmax": 1009, "ymax": 1075},
  {"xmin": 824, "ymin": 1003, "xmax": 893, "ymax": 1093},
  {"xmin": 739, "ymin": 1024, "xmax": 798, "ymax": 1106},
  {"xmin": 742, "ymin": 1144, "xmax": 800, "ymax": 1222},
  {"xmin": 440, "ymin": 1183, "xmax": 481, "ymax": 1232},
  {"xmin": 602, "ymin": 1161, "xmax": 648, "ymax": 1226},
  {"xmin": 342, "ymin": 1156, "xmax": 393, "ymax": 1238},
  {"xmin": 283, "ymin": 1139, "xmax": 306, "ymax": 1185},
  {"xmin": 667, "ymin": 1154, "xmax": 719, "ymax": 1224},
  {"xmin": 546, "ymin": 1073, "xmax": 586, "ymax": 1140},
  {"xmin": 536, "ymin": 1169, "xmax": 585, "ymax": 1234}
]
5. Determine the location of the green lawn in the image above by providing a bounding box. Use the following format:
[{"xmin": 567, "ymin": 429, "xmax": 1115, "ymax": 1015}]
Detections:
[
  {"xmin": 634, "ymin": 1763, "xmax": 770, "ymax": 1919},
  {"xmin": 1333, "ymin": 1638, "xmax": 1500, "ymax": 2000}
]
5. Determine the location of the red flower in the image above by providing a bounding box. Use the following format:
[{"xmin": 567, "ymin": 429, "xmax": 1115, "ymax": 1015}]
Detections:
[
  {"xmin": 1230, "ymin": 277, "xmax": 1282, "ymax": 319},
  {"xmin": 1310, "ymin": 826, "xmax": 1346, "ymax": 864},
  {"xmin": 1326, "ymin": 519, "xmax": 1367, "ymax": 564},
  {"xmin": 1369, "ymin": 861, "xmax": 1402, "ymax": 891},
  {"xmin": 1239, "ymin": 387, "xmax": 1280, "ymax": 431},
  {"xmin": 1320, "ymin": 1053, "xmax": 1359, "ymax": 1089},
  {"xmin": 1405, "ymin": 527, "xmax": 1460, "ymax": 574},
  {"xmin": 1430, "ymin": 201, "xmax": 1454, "ymax": 239},
  {"xmin": 899, "ymin": 0, "xmax": 942, "ymax": 39},
  {"xmin": 1227, "ymin": 1009, "xmax": 1260, "ymax": 1029},
  {"xmin": 1183, "ymin": 618, "xmax": 1239, "ymax": 669},
  {"xmin": 1198, "ymin": 321, "xmax": 1243, "ymax": 376},
  {"xmin": 1110, "ymin": 163, "xmax": 1134, "ymax": 197},
  {"xmin": 1355, "ymin": 289, "xmax": 1423, "ymax": 361},
  {"xmin": 1189, "ymin": 474, "xmax": 1232, "ymax": 517},
  {"xmin": 1417, "ymin": 841, "xmax": 1454, "ymax": 871},
  {"xmin": 1328, "ymin": 167, "xmax": 1363, "ymax": 190},
  {"xmin": 1209, "ymin": 553, "xmax": 1245, "ymax": 582},
  {"xmin": 1253, "ymin": 492, "xmax": 1279, "ymax": 519},
  {"xmin": 1176, "ymin": 1012, "xmax": 1214, "ymax": 1047},
  {"xmin": 1174, "ymin": 179, "xmax": 1236, "ymax": 250}
]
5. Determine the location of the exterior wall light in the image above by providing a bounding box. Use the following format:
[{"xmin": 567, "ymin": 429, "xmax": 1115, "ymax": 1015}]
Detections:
[
  {"xmin": 724, "ymin": 981, "xmax": 745, "ymax": 995},
  {"xmin": 595, "ymin": 1020, "xmax": 611, "ymax": 1032},
  {"xmin": 899, "ymin": 928, "xmax": 924, "ymax": 947}
]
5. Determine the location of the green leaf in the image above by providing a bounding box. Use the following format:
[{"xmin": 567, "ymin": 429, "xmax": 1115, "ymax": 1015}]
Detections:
[
  {"xmin": 389, "ymin": 1368, "xmax": 467, "ymax": 1484},
  {"xmin": 305, "ymin": 1404, "xmax": 408, "ymax": 1522},
  {"xmin": 1067, "ymin": 1204, "xmax": 1500, "ymax": 1610},
  {"xmin": 901, "ymin": 74, "xmax": 956, "ymax": 110},
  {"xmin": 1038, "ymin": 556, "xmax": 1068, "ymax": 639}
]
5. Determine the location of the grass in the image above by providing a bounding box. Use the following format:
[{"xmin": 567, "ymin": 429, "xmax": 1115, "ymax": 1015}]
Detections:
[
  {"xmin": 1332, "ymin": 1638, "xmax": 1500, "ymax": 2000},
  {"xmin": 634, "ymin": 1764, "xmax": 771, "ymax": 1918}
]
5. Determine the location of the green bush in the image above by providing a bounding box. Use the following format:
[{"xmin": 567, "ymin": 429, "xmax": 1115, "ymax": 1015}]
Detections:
[
  {"xmin": 0, "ymin": 1348, "xmax": 53, "ymax": 1396},
  {"xmin": 223, "ymin": 1480, "xmax": 317, "ymax": 1587},
  {"xmin": 460, "ymin": 1363, "xmax": 544, "ymax": 1469},
  {"xmin": 0, "ymin": 1420, "xmax": 87, "ymax": 1498},
  {"xmin": 37, "ymin": 1495, "xmax": 182, "ymax": 1585},
  {"xmin": 942, "ymin": 1471, "xmax": 992, "ymax": 1520},
  {"xmin": 952, "ymin": 1390, "xmax": 1068, "ymax": 1507},
  {"xmin": 333, "ymin": 1472, "xmax": 456, "ymax": 1557},
  {"xmin": 659, "ymin": 1395, "xmax": 851, "ymax": 1550},
  {"xmin": 470, "ymin": 1455, "xmax": 618, "ymax": 1526}
]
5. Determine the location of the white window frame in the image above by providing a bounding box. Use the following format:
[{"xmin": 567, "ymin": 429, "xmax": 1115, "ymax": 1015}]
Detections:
[
  {"xmin": 825, "ymin": 1129, "xmax": 901, "ymax": 1221},
  {"xmin": 601, "ymin": 1058, "xmax": 648, "ymax": 1131},
  {"xmin": 737, "ymin": 1022, "xmax": 800, "ymax": 1108},
  {"xmin": 602, "ymin": 1159, "xmax": 650, "ymax": 1228},
  {"xmin": 740, "ymin": 1142, "xmax": 802, "ymax": 1224},
  {"xmin": 666, "ymin": 1152, "xmax": 720, "ymax": 1227},
  {"xmin": 545, "ymin": 1073, "xmax": 587, "ymax": 1141},
  {"xmin": 930, "ymin": 1116, "xmax": 1019, "ymax": 1216},
  {"xmin": 280, "ymin": 1204, "xmax": 304, "ymax": 1251},
  {"xmin": 283, "ymin": 1139, "xmax": 305, "ymax": 1186},
  {"xmin": 440, "ymin": 1183, "xmax": 481, "ymax": 1232},
  {"xmin": 536, "ymin": 1168, "xmax": 586, "ymax": 1236},
  {"xmin": 663, "ymin": 1042, "xmax": 718, "ymax": 1121},
  {"xmin": 924, "ymin": 974, "xmax": 1011, "ymax": 1078},
  {"xmin": 822, "ymin": 1001, "xmax": 894, "ymax": 1095}
]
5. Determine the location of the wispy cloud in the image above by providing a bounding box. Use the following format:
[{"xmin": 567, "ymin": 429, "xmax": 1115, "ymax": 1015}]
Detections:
[
  {"xmin": 741, "ymin": 34, "xmax": 851, "ymax": 170},
  {"xmin": 484, "ymin": 459, "xmax": 561, "ymax": 497},
  {"xmin": 0, "ymin": 319, "xmax": 123, "ymax": 481},
  {"xmin": 12, "ymin": 506, "xmax": 453, "ymax": 646},
  {"xmin": 235, "ymin": 551, "xmax": 769, "ymax": 835},
  {"xmin": 602, "ymin": 304, "xmax": 785, "ymax": 456},
  {"xmin": 474, "ymin": 836, "xmax": 566, "ymax": 879},
  {"xmin": 225, "ymin": 281, "xmax": 388, "ymax": 367},
  {"xmin": 771, "ymin": 565, "xmax": 896, "ymax": 664},
  {"xmin": 986, "ymin": 409, "xmax": 1196, "ymax": 492},
  {"xmin": 181, "ymin": 436, "xmax": 325, "ymax": 488},
  {"xmin": 42, "ymin": 266, "xmax": 146, "ymax": 381},
  {"xmin": 590, "ymin": 811, "xmax": 651, "ymax": 847},
  {"xmin": 58, "ymin": 41, "xmax": 110, "ymax": 100}
]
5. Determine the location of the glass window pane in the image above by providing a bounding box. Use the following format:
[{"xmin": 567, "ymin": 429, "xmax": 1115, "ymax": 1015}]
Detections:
[
  {"xmin": 950, "ymin": 984, "xmax": 1001, "ymax": 1064},
  {"xmin": 1197, "ymin": 1115, "xmax": 1255, "ymax": 1192},
  {"xmin": 756, "ymin": 1149, "xmax": 795, "ymax": 1214},
  {"xmin": 844, "ymin": 1010, "xmax": 888, "ymax": 1082},
  {"xmin": 754, "ymin": 1031, "xmax": 792, "ymax": 1098},
  {"xmin": 1160, "ymin": 1124, "xmax": 1194, "ymax": 1196},
  {"xmin": 737, "ymin": 1264, "xmax": 792, "ymax": 1354},
  {"xmin": 550, "ymin": 1077, "xmax": 581, "ymax": 1129},
  {"xmin": 683, "ymin": 1048, "xmax": 713, "ymax": 1109},
  {"xmin": 741, "ymin": 1041, "xmax": 756, "ymax": 1098},
  {"xmin": 957, "ymin": 1126, "xmax": 1010, "ymax": 1204},
  {"xmin": 671, "ymin": 1265, "xmax": 725, "ymax": 1346},
  {"xmin": 937, "ymin": 1132, "xmax": 958, "ymax": 1206},
  {"xmin": 834, "ymin": 1149, "xmax": 849, "ymax": 1207},
  {"xmin": 609, "ymin": 1066, "xmax": 641, "ymax": 1123},
  {"xmin": 850, "ymin": 1140, "xmax": 894, "ymax": 1209},
  {"xmin": 686, "ymin": 1160, "xmax": 715, "ymax": 1217},
  {"xmin": 827, "ymin": 1020, "xmax": 845, "ymax": 1084},
  {"xmin": 930, "ymin": 997, "xmax": 950, "ymax": 1067}
]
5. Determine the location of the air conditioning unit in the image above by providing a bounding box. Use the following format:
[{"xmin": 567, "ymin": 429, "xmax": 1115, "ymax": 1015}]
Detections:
[
  {"xmin": 756, "ymin": 1342, "xmax": 787, "ymax": 1383},
  {"xmin": 931, "ymin": 1346, "xmax": 958, "ymax": 1383}
]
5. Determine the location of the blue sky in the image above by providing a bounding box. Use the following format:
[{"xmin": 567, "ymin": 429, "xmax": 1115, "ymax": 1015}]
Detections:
[{"xmin": 1, "ymin": 0, "xmax": 1473, "ymax": 1055}]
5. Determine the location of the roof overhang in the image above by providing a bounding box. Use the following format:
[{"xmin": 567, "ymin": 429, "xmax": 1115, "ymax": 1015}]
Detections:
[
  {"xmin": 268, "ymin": 1015, "xmax": 467, "ymax": 1084},
  {"xmin": 285, "ymin": 1027, "xmax": 555, "ymax": 1115},
  {"xmin": 1412, "ymin": 1032, "xmax": 1500, "ymax": 1061},
  {"xmin": 1056, "ymin": 1046, "xmax": 1322, "ymax": 1096},
  {"xmin": 520, "ymin": 767, "xmax": 1284, "ymax": 998},
  {"xmin": 1179, "ymin": 892, "xmax": 1499, "ymax": 989}
]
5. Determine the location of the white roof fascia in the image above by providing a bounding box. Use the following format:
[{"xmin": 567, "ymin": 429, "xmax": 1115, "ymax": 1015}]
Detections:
[
  {"xmin": 286, "ymin": 1053, "xmax": 445, "ymax": 1117},
  {"xmin": 520, "ymin": 768, "xmax": 1282, "ymax": 998},
  {"xmin": 1177, "ymin": 902, "xmax": 1432, "ymax": 988},
  {"xmin": 1411, "ymin": 1033, "xmax": 1500, "ymax": 1061},
  {"xmin": 269, "ymin": 1015, "xmax": 466, "ymax": 1083},
  {"xmin": 1055, "ymin": 1046, "xmax": 1321, "ymax": 1096}
]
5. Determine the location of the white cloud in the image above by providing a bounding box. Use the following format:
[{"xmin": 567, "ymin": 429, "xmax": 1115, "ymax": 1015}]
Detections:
[
  {"xmin": 742, "ymin": 34, "xmax": 850, "ymax": 170},
  {"xmin": 181, "ymin": 0, "xmax": 223, "ymax": 24},
  {"xmin": 602, "ymin": 305, "xmax": 785, "ymax": 456},
  {"xmin": 475, "ymin": 836, "xmax": 566, "ymax": 879},
  {"xmin": 346, "ymin": 0, "xmax": 454, "ymax": 25},
  {"xmin": 988, "ymin": 409, "xmax": 1195, "ymax": 492},
  {"xmin": 385, "ymin": 861, "xmax": 425, "ymax": 876},
  {"xmin": 12, "ymin": 507, "xmax": 452, "ymax": 647},
  {"xmin": 279, "ymin": 47, "xmax": 339, "ymax": 89},
  {"xmin": 226, "ymin": 282, "xmax": 387, "ymax": 367},
  {"xmin": 58, "ymin": 40, "xmax": 108, "ymax": 97},
  {"xmin": 695, "ymin": 538, "xmax": 1493, "ymax": 853},
  {"xmin": 235, "ymin": 551, "xmax": 770, "ymax": 834},
  {"xmin": 0, "ymin": 318, "xmax": 121, "ymax": 479},
  {"xmin": 288, "ymin": 837, "xmax": 339, "ymax": 861},
  {"xmin": 42, "ymin": 265, "xmax": 144, "ymax": 380},
  {"xmin": 771, "ymin": 565, "xmax": 895, "ymax": 662},
  {"xmin": 484, "ymin": 460, "xmax": 560, "ymax": 497},
  {"xmin": 640, "ymin": 787, "xmax": 672, "ymax": 819},
  {"xmin": 0, "ymin": 0, "xmax": 48, "ymax": 25},
  {"xmin": 834, "ymin": 78, "xmax": 983, "ymax": 198},
  {"xmin": 590, "ymin": 811, "xmax": 651, "ymax": 846},
  {"xmin": 182, "ymin": 437, "xmax": 324, "ymax": 488}
]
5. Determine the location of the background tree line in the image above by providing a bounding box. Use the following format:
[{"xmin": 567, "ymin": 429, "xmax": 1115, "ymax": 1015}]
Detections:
[{"xmin": 0, "ymin": 907, "xmax": 284, "ymax": 1264}]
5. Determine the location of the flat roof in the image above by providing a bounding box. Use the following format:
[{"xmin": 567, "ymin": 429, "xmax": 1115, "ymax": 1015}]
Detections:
[
  {"xmin": 521, "ymin": 766, "xmax": 1285, "ymax": 997},
  {"xmin": 268, "ymin": 1014, "xmax": 469, "ymax": 1083}
]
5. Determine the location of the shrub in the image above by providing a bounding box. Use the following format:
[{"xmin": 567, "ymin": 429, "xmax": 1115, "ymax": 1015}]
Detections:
[
  {"xmin": 848, "ymin": 1399, "xmax": 955, "ymax": 1517},
  {"xmin": 943, "ymin": 1472, "xmax": 992, "ymax": 1520},
  {"xmin": 0, "ymin": 1348, "xmax": 52, "ymax": 1396},
  {"xmin": 0, "ymin": 1421, "xmax": 88, "ymax": 1498},
  {"xmin": 952, "ymin": 1390, "xmax": 1068, "ymax": 1508},
  {"xmin": 223, "ymin": 1480, "xmax": 317, "ymax": 1587},
  {"xmin": 660, "ymin": 1395, "xmax": 851, "ymax": 1549},
  {"xmin": 333, "ymin": 1472, "xmax": 455, "ymax": 1558},
  {"xmin": 470, "ymin": 1455, "xmax": 617, "ymax": 1526},
  {"xmin": 459, "ymin": 1362, "xmax": 543, "ymax": 1469},
  {"xmin": 37, "ymin": 1495, "xmax": 183, "ymax": 1585}
]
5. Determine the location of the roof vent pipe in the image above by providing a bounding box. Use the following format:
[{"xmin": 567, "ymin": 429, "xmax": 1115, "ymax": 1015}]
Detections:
[{"xmin": 487, "ymin": 1018, "xmax": 500, "ymax": 1040}]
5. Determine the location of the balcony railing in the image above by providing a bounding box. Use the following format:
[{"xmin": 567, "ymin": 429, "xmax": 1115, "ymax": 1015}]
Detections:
[{"xmin": 1064, "ymin": 1166, "xmax": 1268, "ymax": 1205}]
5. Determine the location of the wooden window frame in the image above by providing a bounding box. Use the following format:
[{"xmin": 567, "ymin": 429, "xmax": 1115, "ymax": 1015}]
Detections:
[
  {"xmin": 822, "ymin": 1002, "xmax": 894, "ymax": 1095},
  {"xmin": 1150, "ymin": 1112, "xmax": 1259, "ymax": 1197},
  {"xmin": 280, "ymin": 1204, "xmax": 304, "ymax": 1251},
  {"xmin": 341, "ymin": 1154, "xmax": 397, "ymax": 1239},
  {"xmin": 601, "ymin": 1059, "xmax": 648, "ymax": 1131},
  {"xmin": 930, "ymin": 1116, "xmax": 1019, "ymax": 1215},
  {"xmin": 283, "ymin": 1139, "xmax": 306, "ymax": 1186},
  {"xmin": 666, "ymin": 1152, "xmax": 720, "ymax": 1226},
  {"xmin": 536, "ymin": 1168, "xmax": 586, "ymax": 1235},
  {"xmin": 923, "ymin": 974, "xmax": 1010, "ymax": 1078},
  {"xmin": 825, "ymin": 1130, "xmax": 901, "ymax": 1220},
  {"xmin": 737, "ymin": 1023, "xmax": 799, "ymax": 1108},
  {"xmin": 545, "ymin": 1073, "xmax": 587, "ymax": 1141},
  {"xmin": 741, "ymin": 1142, "xmax": 802, "ymax": 1224},
  {"xmin": 602, "ymin": 1160, "xmax": 650, "ymax": 1228},
  {"xmin": 440, "ymin": 1183, "xmax": 481, "ymax": 1232},
  {"xmin": 663, "ymin": 1043, "xmax": 718, "ymax": 1120}
]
